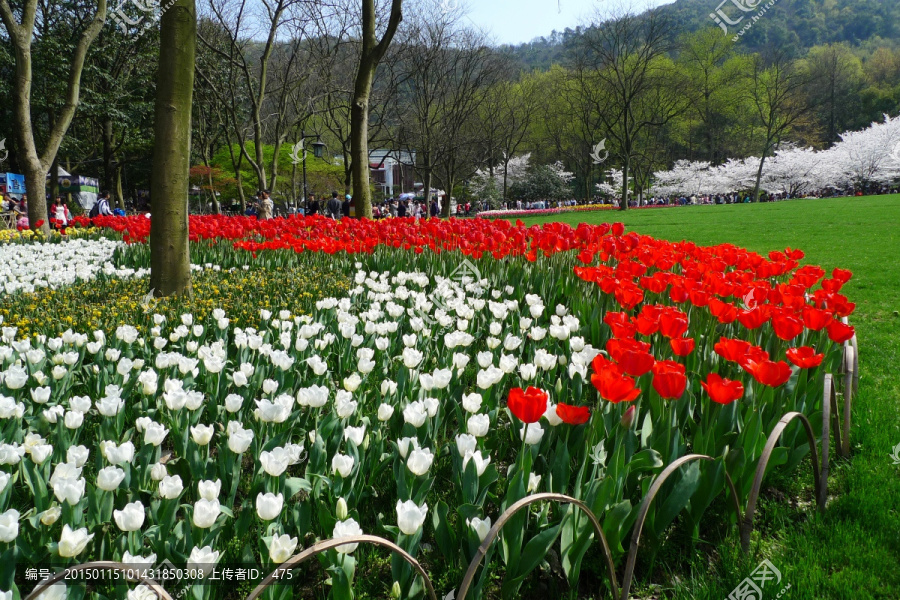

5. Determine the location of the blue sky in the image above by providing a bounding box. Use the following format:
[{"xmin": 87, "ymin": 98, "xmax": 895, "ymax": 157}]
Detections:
[{"xmin": 465, "ymin": 0, "xmax": 675, "ymax": 45}]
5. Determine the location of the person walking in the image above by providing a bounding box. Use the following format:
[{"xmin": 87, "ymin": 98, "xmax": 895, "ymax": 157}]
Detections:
[
  {"xmin": 307, "ymin": 194, "xmax": 319, "ymax": 217},
  {"xmin": 342, "ymin": 194, "xmax": 351, "ymax": 219},
  {"xmin": 52, "ymin": 197, "xmax": 69, "ymax": 230},
  {"xmin": 259, "ymin": 191, "xmax": 274, "ymax": 220},
  {"xmin": 326, "ymin": 192, "xmax": 342, "ymax": 220}
]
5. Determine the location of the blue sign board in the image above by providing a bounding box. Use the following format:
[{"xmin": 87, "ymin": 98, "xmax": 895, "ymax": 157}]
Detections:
[{"xmin": 0, "ymin": 173, "xmax": 26, "ymax": 196}]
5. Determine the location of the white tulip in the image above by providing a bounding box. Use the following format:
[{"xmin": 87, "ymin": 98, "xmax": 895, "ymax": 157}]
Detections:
[
  {"xmin": 476, "ymin": 352, "xmax": 493, "ymax": 369},
  {"xmin": 297, "ymin": 385, "xmax": 329, "ymax": 408},
  {"xmin": 159, "ymin": 475, "xmax": 184, "ymax": 499},
  {"xmin": 406, "ymin": 448, "xmax": 434, "ymax": 476},
  {"xmin": 396, "ymin": 500, "xmax": 428, "ymax": 535},
  {"xmin": 187, "ymin": 545, "xmax": 220, "ymax": 576},
  {"xmin": 334, "ymin": 391, "xmax": 357, "ymax": 418},
  {"xmin": 40, "ymin": 505, "xmax": 61, "ymax": 526},
  {"xmin": 143, "ymin": 421, "xmax": 169, "ymax": 446},
  {"xmin": 34, "ymin": 583, "xmax": 67, "ymax": 600},
  {"xmin": 527, "ymin": 473, "xmax": 542, "ymax": 493},
  {"xmin": 96, "ymin": 466, "xmax": 126, "ymax": 491},
  {"xmin": 462, "ymin": 450, "xmax": 491, "ymax": 476},
  {"xmin": 343, "ymin": 373, "xmax": 362, "ymax": 392},
  {"xmin": 262, "ymin": 379, "xmax": 279, "ymax": 395},
  {"xmin": 467, "ymin": 414, "xmax": 490, "ymax": 438},
  {"xmin": 377, "ymin": 403, "xmax": 395, "ymax": 421},
  {"xmin": 397, "ymin": 437, "xmax": 419, "ymax": 459},
  {"xmin": 0, "ymin": 508, "xmax": 19, "ymax": 542},
  {"xmin": 461, "ymin": 393, "xmax": 483, "ymax": 413},
  {"xmin": 122, "ymin": 551, "xmax": 157, "ymax": 567},
  {"xmin": 58, "ymin": 524, "xmax": 94, "ymax": 557},
  {"xmin": 62, "ymin": 410, "xmax": 83, "ymax": 430},
  {"xmin": 31, "ymin": 387, "xmax": 51, "ymax": 404},
  {"xmin": 343, "ymin": 425, "xmax": 366, "ymax": 447},
  {"xmin": 228, "ymin": 426, "xmax": 254, "ymax": 454},
  {"xmin": 267, "ymin": 534, "xmax": 299, "ymax": 563},
  {"xmin": 114, "ymin": 501, "xmax": 145, "ymax": 531},
  {"xmin": 190, "ymin": 424, "xmax": 214, "ymax": 445},
  {"xmin": 224, "ymin": 394, "xmax": 244, "ymax": 412},
  {"xmin": 256, "ymin": 492, "xmax": 284, "ymax": 521},
  {"xmin": 149, "ymin": 463, "xmax": 167, "ymax": 481},
  {"xmin": 96, "ymin": 395, "xmax": 124, "ymax": 416},
  {"xmin": 543, "ymin": 403, "xmax": 563, "ymax": 427},
  {"xmin": 193, "ymin": 499, "xmax": 221, "ymax": 528},
  {"xmin": 69, "ymin": 395, "xmax": 91, "ymax": 413},
  {"xmin": 30, "ymin": 444, "xmax": 52, "ymax": 464},
  {"xmin": 467, "ymin": 516, "xmax": 491, "ymax": 542},
  {"xmin": 332, "ymin": 518, "xmax": 363, "ymax": 553},
  {"xmin": 402, "ymin": 400, "xmax": 427, "ymax": 428},
  {"xmin": 197, "ymin": 479, "xmax": 221, "ymax": 501},
  {"xmin": 401, "ymin": 347, "xmax": 423, "ymax": 369},
  {"xmin": 520, "ymin": 422, "xmax": 545, "ymax": 445},
  {"xmin": 455, "ymin": 434, "xmax": 477, "ymax": 457},
  {"xmin": 100, "ymin": 440, "xmax": 135, "ymax": 465},
  {"xmin": 259, "ymin": 448, "xmax": 290, "ymax": 477},
  {"xmin": 66, "ymin": 445, "xmax": 89, "ymax": 468},
  {"xmin": 331, "ymin": 453, "xmax": 355, "ymax": 478},
  {"xmin": 43, "ymin": 405, "xmax": 64, "ymax": 423},
  {"xmin": 51, "ymin": 475, "xmax": 85, "ymax": 505},
  {"xmin": 452, "ymin": 353, "xmax": 470, "ymax": 370}
]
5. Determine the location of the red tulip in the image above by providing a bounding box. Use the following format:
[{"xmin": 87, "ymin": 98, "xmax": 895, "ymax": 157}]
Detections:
[
  {"xmin": 591, "ymin": 356, "xmax": 641, "ymax": 403},
  {"xmin": 802, "ymin": 306, "xmax": 832, "ymax": 331},
  {"xmin": 826, "ymin": 320, "xmax": 855, "ymax": 344},
  {"xmin": 832, "ymin": 268, "xmax": 853, "ymax": 284},
  {"xmin": 555, "ymin": 403, "xmax": 591, "ymax": 425},
  {"xmin": 737, "ymin": 306, "xmax": 771, "ymax": 330},
  {"xmin": 737, "ymin": 345, "xmax": 770, "ymax": 371},
  {"xmin": 607, "ymin": 339, "xmax": 655, "ymax": 376},
  {"xmin": 744, "ymin": 359, "xmax": 793, "ymax": 387},
  {"xmin": 771, "ymin": 311, "xmax": 804, "ymax": 341},
  {"xmin": 658, "ymin": 309, "xmax": 689, "ymax": 338},
  {"xmin": 701, "ymin": 373, "xmax": 744, "ymax": 404},
  {"xmin": 620, "ymin": 405, "xmax": 636, "ymax": 428},
  {"xmin": 651, "ymin": 360, "xmax": 687, "ymax": 399},
  {"xmin": 507, "ymin": 387, "xmax": 548, "ymax": 424},
  {"xmin": 785, "ymin": 346, "xmax": 824, "ymax": 369},
  {"xmin": 714, "ymin": 337, "xmax": 751, "ymax": 363},
  {"xmin": 603, "ymin": 312, "xmax": 636, "ymax": 339},
  {"xmin": 669, "ymin": 337, "xmax": 695, "ymax": 357}
]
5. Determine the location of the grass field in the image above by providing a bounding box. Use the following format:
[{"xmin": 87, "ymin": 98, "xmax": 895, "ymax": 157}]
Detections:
[{"xmin": 514, "ymin": 196, "xmax": 900, "ymax": 599}]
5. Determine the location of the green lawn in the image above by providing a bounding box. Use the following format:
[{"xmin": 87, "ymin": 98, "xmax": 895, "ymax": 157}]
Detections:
[{"xmin": 515, "ymin": 196, "xmax": 900, "ymax": 599}]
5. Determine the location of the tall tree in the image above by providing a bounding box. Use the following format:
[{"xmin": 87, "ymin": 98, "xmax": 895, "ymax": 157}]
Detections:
[
  {"xmin": 199, "ymin": 0, "xmax": 309, "ymax": 194},
  {"xmin": 0, "ymin": 0, "xmax": 107, "ymax": 233},
  {"xmin": 150, "ymin": 0, "xmax": 196, "ymax": 296},
  {"xmin": 803, "ymin": 43, "xmax": 865, "ymax": 146},
  {"xmin": 572, "ymin": 6, "xmax": 687, "ymax": 210},
  {"xmin": 350, "ymin": 0, "xmax": 402, "ymax": 219},
  {"xmin": 477, "ymin": 74, "xmax": 540, "ymax": 202},
  {"xmin": 748, "ymin": 51, "xmax": 813, "ymax": 202}
]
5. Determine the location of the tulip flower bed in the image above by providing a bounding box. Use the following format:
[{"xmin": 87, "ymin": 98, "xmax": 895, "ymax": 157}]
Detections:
[{"xmin": 0, "ymin": 217, "xmax": 857, "ymax": 600}]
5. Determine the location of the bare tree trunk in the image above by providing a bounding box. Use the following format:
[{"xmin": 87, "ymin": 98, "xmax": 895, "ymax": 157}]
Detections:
[
  {"xmin": 752, "ymin": 153, "xmax": 767, "ymax": 203},
  {"xmin": 115, "ymin": 166, "xmax": 125, "ymax": 210},
  {"xmin": 350, "ymin": 81, "xmax": 372, "ymax": 217},
  {"xmin": 49, "ymin": 158, "xmax": 59, "ymax": 204},
  {"xmin": 150, "ymin": 0, "xmax": 196, "ymax": 297},
  {"xmin": 350, "ymin": 0, "xmax": 402, "ymax": 219}
]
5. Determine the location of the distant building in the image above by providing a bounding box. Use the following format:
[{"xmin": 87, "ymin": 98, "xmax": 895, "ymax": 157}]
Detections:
[{"xmin": 369, "ymin": 150, "xmax": 415, "ymax": 199}]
